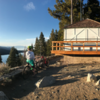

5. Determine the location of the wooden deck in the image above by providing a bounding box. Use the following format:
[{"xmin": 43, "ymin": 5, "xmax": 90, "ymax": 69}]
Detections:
[{"xmin": 51, "ymin": 41, "xmax": 100, "ymax": 55}]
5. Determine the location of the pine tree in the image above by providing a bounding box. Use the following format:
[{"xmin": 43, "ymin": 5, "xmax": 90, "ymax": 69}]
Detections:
[
  {"xmin": 46, "ymin": 29, "xmax": 56, "ymax": 56},
  {"xmin": 34, "ymin": 37, "xmax": 40, "ymax": 55},
  {"xmin": 55, "ymin": 29, "xmax": 58, "ymax": 41},
  {"xmin": 19, "ymin": 53, "xmax": 26, "ymax": 65},
  {"xmin": 39, "ymin": 32, "xmax": 46, "ymax": 56},
  {"xmin": 23, "ymin": 47, "xmax": 27, "ymax": 60},
  {"xmin": 6, "ymin": 47, "xmax": 21, "ymax": 67},
  {"xmin": 84, "ymin": 0, "xmax": 100, "ymax": 21},
  {"xmin": 49, "ymin": 29, "xmax": 56, "ymax": 46},
  {"xmin": 46, "ymin": 39, "xmax": 51, "ymax": 56},
  {"xmin": 0, "ymin": 54, "xmax": 2, "ymax": 63},
  {"xmin": 31, "ymin": 43, "xmax": 34, "ymax": 52},
  {"xmin": 48, "ymin": 0, "xmax": 83, "ymax": 40},
  {"xmin": 57, "ymin": 29, "xmax": 63, "ymax": 41}
]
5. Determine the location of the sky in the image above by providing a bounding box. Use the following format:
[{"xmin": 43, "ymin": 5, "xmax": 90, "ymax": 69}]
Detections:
[{"xmin": 0, "ymin": 0, "xmax": 89, "ymax": 49}]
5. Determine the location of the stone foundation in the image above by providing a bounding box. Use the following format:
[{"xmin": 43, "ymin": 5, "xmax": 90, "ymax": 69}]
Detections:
[{"xmin": 64, "ymin": 55, "xmax": 100, "ymax": 64}]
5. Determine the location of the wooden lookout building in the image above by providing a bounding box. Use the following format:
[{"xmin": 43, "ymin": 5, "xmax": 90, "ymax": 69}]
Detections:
[{"xmin": 51, "ymin": 18, "xmax": 100, "ymax": 64}]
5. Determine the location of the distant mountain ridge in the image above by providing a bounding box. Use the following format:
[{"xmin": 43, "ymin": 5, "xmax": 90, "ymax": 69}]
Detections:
[{"xmin": 0, "ymin": 46, "xmax": 24, "ymax": 55}]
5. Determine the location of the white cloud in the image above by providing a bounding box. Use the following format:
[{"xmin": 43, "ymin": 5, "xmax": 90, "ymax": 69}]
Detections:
[{"xmin": 24, "ymin": 2, "xmax": 35, "ymax": 11}]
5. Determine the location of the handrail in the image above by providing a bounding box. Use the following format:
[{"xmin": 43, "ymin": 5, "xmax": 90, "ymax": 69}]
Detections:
[
  {"xmin": 52, "ymin": 41, "xmax": 100, "ymax": 43},
  {"xmin": 52, "ymin": 41, "xmax": 100, "ymax": 52},
  {"xmin": 52, "ymin": 46, "xmax": 100, "ymax": 47}
]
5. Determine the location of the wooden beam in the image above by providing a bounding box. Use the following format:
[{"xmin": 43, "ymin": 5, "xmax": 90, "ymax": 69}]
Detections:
[
  {"xmin": 83, "ymin": 42, "xmax": 84, "ymax": 52},
  {"xmin": 56, "ymin": 43, "xmax": 57, "ymax": 50},
  {"xmin": 52, "ymin": 41, "xmax": 100, "ymax": 43},
  {"xmin": 96, "ymin": 42, "xmax": 98, "ymax": 52},
  {"xmin": 52, "ymin": 42, "xmax": 53, "ymax": 50},
  {"xmin": 52, "ymin": 46, "xmax": 100, "ymax": 47},
  {"xmin": 59, "ymin": 43, "xmax": 61, "ymax": 50},
  {"xmin": 51, "ymin": 50, "xmax": 100, "ymax": 55},
  {"xmin": 71, "ymin": 42, "xmax": 73, "ymax": 51}
]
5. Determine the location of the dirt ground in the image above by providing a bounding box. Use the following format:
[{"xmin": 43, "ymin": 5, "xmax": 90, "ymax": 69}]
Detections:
[{"xmin": 0, "ymin": 57, "xmax": 100, "ymax": 100}]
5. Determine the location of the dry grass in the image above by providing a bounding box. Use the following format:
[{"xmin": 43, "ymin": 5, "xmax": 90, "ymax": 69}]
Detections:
[{"xmin": 0, "ymin": 63, "xmax": 11, "ymax": 76}]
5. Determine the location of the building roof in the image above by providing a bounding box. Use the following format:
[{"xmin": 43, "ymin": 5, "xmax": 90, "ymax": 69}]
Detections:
[{"xmin": 64, "ymin": 18, "xmax": 100, "ymax": 28}]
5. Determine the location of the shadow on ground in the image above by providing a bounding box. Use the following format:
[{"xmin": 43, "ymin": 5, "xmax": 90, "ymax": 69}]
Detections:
[
  {"xmin": 51, "ymin": 79, "xmax": 79, "ymax": 86},
  {"xmin": 92, "ymin": 98, "xmax": 98, "ymax": 100},
  {"xmin": 54, "ymin": 64, "xmax": 100, "ymax": 80}
]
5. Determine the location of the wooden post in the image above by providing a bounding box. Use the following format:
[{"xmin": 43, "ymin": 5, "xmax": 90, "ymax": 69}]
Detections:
[
  {"xmin": 59, "ymin": 43, "xmax": 61, "ymax": 50},
  {"xmin": 83, "ymin": 42, "xmax": 84, "ymax": 52},
  {"xmin": 52, "ymin": 42, "xmax": 53, "ymax": 51},
  {"xmin": 71, "ymin": 42, "xmax": 73, "ymax": 51},
  {"xmin": 56, "ymin": 43, "xmax": 57, "ymax": 50},
  {"xmin": 96, "ymin": 42, "xmax": 98, "ymax": 52},
  {"xmin": 61, "ymin": 43, "xmax": 62, "ymax": 50},
  {"xmin": 63, "ymin": 42, "xmax": 65, "ymax": 51},
  {"xmin": 63, "ymin": 42, "xmax": 64, "ymax": 51}
]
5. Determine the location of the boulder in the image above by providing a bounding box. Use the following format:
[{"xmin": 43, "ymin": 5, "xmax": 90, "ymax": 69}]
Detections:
[
  {"xmin": 87, "ymin": 73, "xmax": 97, "ymax": 82},
  {"xmin": 35, "ymin": 76, "xmax": 56, "ymax": 88},
  {"xmin": 0, "ymin": 91, "xmax": 9, "ymax": 100},
  {"xmin": 56, "ymin": 61, "xmax": 61, "ymax": 65},
  {"xmin": 95, "ymin": 79, "xmax": 100, "ymax": 86}
]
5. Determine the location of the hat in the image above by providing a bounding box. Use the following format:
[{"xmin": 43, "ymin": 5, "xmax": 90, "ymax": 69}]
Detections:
[{"xmin": 27, "ymin": 46, "xmax": 32, "ymax": 49}]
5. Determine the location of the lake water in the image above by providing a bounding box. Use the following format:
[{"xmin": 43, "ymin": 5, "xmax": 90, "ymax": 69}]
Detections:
[
  {"xmin": 1, "ymin": 53, "xmax": 24, "ymax": 64},
  {"xmin": 1, "ymin": 46, "xmax": 25, "ymax": 63},
  {"xmin": 1, "ymin": 54, "xmax": 9, "ymax": 63}
]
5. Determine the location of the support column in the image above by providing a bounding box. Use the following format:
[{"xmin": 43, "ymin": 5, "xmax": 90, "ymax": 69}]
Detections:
[{"xmin": 52, "ymin": 42, "xmax": 53, "ymax": 51}]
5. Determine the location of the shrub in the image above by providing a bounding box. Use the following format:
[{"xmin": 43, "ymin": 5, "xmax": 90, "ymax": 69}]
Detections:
[
  {"xmin": 0, "ymin": 54, "xmax": 2, "ymax": 63},
  {"xmin": 0, "ymin": 63, "xmax": 11, "ymax": 76}
]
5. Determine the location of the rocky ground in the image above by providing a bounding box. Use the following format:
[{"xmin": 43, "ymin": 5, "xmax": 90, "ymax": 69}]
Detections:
[{"xmin": 0, "ymin": 58, "xmax": 100, "ymax": 100}]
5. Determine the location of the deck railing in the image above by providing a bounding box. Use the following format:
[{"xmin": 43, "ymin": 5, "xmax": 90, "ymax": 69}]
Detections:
[{"xmin": 51, "ymin": 41, "xmax": 100, "ymax": 55}]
